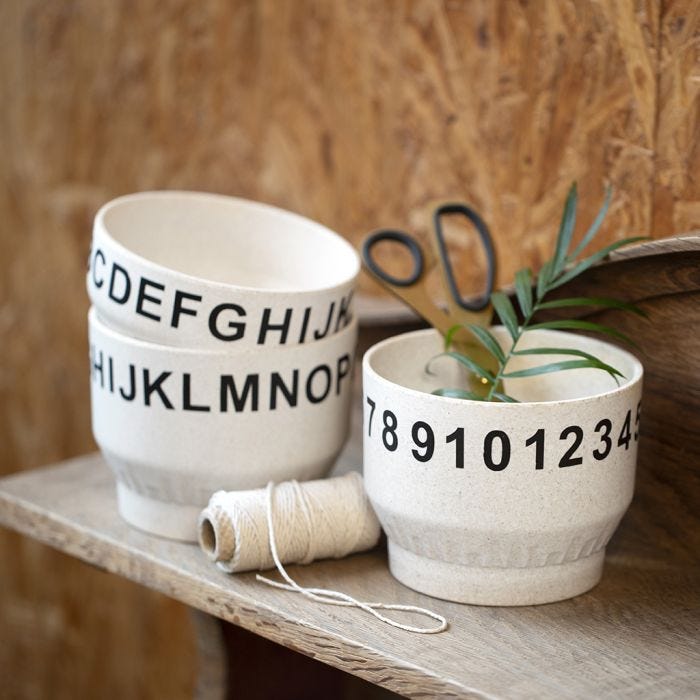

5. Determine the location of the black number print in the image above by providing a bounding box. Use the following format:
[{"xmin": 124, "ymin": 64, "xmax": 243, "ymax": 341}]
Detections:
[
  {"xmin": 484, "ymin": 430, "xmax": 511, "ymax": 471},
  {"xmin": 411, "ymin": 421, "xmax": 435, "ymax": 463},
  {"xmin": 382, "ymin": 410, "xmax": 398, "ymax": 452},
  {"xmin": 593, "ymin": 419, "xmax": 612, "ymax": 461},
  {"xmin": 634, "ymin": 401, "xmax": 641, "ymax": 441},
  {"xmin": 618, "ymin": 410, "xmax": 632, "ymax": 450},
  {"xmin": 525, "ymin": 428, "xmax": 545, "ymax": 470},
  {"xmin": 559, "ymin": 426, "xmax": 584, "ymax": 467},
  {"xmin": 446, "ymin": 427, "xmax": 465, "ymax": 469},
  {"xmin": 366, "ymin": 396, "xmax": 376, "ymax": 437}
]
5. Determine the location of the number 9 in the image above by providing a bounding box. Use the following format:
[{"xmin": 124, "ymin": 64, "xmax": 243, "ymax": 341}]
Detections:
[{"xmin": 411, "ymin": 421, "xmax": 435, "ymax": 463}]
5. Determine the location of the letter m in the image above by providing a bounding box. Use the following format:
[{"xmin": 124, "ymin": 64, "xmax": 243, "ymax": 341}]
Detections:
[{"xmin": 220, "ymin": 375, "xmax": 259, "ymax": 412}]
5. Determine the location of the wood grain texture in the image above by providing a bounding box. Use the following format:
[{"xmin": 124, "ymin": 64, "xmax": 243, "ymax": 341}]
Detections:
[
  {"xmin": 653, "ymin": 0, "xmax": 700, "ymax": 235},
  {"xmin": 1, "ymin": 0, "xmax": 698, "ymax": 696},
  {"xmin": 0, "ymin": 448, "xmax": 697, "ymax": 699},
  {"xmin": 2, "ymin": 232, "xmax": 700, "ymax": 698},
  {"xmin": 524, "ymin": 235, "xmax": 700, "ymax": 565}
]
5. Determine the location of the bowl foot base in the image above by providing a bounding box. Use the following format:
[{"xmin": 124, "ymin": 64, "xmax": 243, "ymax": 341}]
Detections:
[
  {"xmin": 387, "ymin": 540, "xmax": 605, "ymax": 606},
  {"xmin": 116, "ymin": 482, "xmax": 200, "ymax": 542}
]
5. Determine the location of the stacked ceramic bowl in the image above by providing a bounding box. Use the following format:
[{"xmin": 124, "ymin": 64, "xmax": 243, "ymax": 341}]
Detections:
[{"xmin": 87, "ymin": 191, "xmax": 360, "ymax": 541}]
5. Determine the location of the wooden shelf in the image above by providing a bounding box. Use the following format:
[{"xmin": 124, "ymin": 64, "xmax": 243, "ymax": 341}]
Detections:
[
  {"xmin": 1, "ymin": 450, "xmax": 697, "ymax": 699},
  {"xmin": 2, "ymin": 236, "xmax": 699, "ymax": 698}
]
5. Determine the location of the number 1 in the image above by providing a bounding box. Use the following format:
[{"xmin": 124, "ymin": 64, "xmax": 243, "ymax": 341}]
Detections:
[
  {"xmin": 525, "ymin": 429, "xmax": 545, "ymax": 470},
  {"xmin": 446, "ymin": 427, "xmax": 465, "ymax": 469}
]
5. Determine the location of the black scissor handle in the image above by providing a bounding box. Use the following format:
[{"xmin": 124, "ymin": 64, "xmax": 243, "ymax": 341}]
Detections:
[
  {"xmin": 361, "ymin": 229, "xmax": 425, "ymax": 287},
  {"xmin": 433, "ymin": 203, "xmax": 496, "ymax": 311}
]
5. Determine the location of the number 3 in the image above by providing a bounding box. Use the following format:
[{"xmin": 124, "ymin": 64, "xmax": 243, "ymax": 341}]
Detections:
[{"xmin": 593, "ymin": 418, "xmax": 612, "ymax": 461}]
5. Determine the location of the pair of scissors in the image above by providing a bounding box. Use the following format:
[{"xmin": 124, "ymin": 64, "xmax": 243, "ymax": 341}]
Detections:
[{"xmin": 361, "ymin": 203, "xmax": 498, "ymax": 394}]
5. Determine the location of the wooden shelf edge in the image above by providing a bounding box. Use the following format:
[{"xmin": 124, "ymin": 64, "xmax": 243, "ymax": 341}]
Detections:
[{"xmin": 0, "ymin": 458, "xmax": 476, "ymax": 700}]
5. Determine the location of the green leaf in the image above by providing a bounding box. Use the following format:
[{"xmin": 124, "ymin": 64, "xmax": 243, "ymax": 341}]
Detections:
[
  {"xmin": 536, "ymin": 259, "xmax": 554, "ymax": 300},
  {"xmin": 466, "ymin": 323, "xmax": 506, "ymax": 364},
  {"xmin": 568, "ymin": 186, "xmax": 611, "ymax": 260},
  {"xmin": 552, "ymin": 182, "xmax": 578, "ymax": 275},
  {"xmin": 443, "ymin": 323, "xmax": 462, "ymax": 350},
  {"xmin": 513, "ymin": 346, "xmax": 622, "ymax": 370},
  {"xmin": 427, "ymin": 352, "xmax": 496, "ymax": 383},
  {"xmin": 491, "ymin": 292, "xmax": 519, "ymax": 341},
  {"xmin": 432, "ymin": 388, "xmax": 486, "ymax": 401},
  {"xmin": 537, "ymin": 296, "xmax": 647, "ymax": 317},
  {"xmin": 491, "ymin": 392, "xmax": 519, "ymax": 403},
  {"xmin": 528, "ymin": 319, "xmax": 637, "ymax": 347},
  {"xmin": 514, "ymin": 268, "xmax": 533, "ymax": 318},
  {"xmin": 503, "ymin": 358, "xmax": 623, "ymax": 382},
  {"xmin": 432, "ymin": 185, "xmax": 641, "ymax": 402},
  {"xmin": 548, "ymin": 236, "xmax": 648, "ymax": 291}
]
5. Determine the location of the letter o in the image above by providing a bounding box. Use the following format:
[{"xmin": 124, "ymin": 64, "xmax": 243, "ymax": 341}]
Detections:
[{"xmin": 305, "ymin": 364, "xmax": 332, "ymax": 404}]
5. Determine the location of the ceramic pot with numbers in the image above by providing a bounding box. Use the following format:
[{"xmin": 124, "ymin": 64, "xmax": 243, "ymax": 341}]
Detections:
[
  {"xmin": 88, "ymin": 307, "xmax": 358, "ymax": 542},
  {"xmin": 87, "ymin": 191, "xmax": 359, "ymax": 350},
  {"xmin": 362, "ymin": 327, "xmax": 643, "ymax": 606}
]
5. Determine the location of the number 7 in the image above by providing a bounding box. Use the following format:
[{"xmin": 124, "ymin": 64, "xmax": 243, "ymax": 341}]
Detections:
[{"xmin": 366, "ymin": 396, "xmax": 376, "ymax": 437}]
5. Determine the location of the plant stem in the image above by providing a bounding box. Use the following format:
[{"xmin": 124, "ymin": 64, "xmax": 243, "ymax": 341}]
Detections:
[{"xmin": 485, "ymin": 301, "xmax": 541, "ymax": 401}]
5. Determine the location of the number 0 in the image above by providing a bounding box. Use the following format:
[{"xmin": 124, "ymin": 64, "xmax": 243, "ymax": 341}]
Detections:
[{"xmin": 483, "ymin": 430, "xmax": 511, "ymax": 471}]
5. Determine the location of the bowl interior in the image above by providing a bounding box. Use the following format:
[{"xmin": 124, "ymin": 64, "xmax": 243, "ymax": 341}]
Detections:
[
  {"xmin": 98, "ymin": 192, "xmax": 359, "ymax": 291},
  {"xmin": 366, "ymin": 328, "xmax": 642, "ymax": 403}
]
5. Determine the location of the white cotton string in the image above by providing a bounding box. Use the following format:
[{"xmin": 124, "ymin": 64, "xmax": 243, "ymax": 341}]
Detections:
[
  {"xmin": 256, "ymin": 481, "xmax": 448, "ymax": 634},
  {"xmin": 198, "ymin": 473, "xmax": 448, "ymax": 634}
]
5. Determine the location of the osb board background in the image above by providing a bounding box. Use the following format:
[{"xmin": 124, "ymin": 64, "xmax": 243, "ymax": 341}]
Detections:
[{"xmin": 0, "ymin": 0, "xmax": 698, "ymax": 697}]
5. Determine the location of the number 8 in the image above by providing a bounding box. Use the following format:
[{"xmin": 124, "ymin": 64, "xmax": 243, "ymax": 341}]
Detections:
[{"xmin": 382, "ymin": 410, "xmax": 398, "ymax": 452}]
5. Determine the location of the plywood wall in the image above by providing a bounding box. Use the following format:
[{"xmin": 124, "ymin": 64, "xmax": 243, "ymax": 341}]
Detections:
[{"xmin": 1, "ymin": 1, "xmax": 698, "ymax": 697}]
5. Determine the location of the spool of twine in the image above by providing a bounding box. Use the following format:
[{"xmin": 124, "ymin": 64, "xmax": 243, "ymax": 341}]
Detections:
[
  {"xmin": 199, "ymin": 472, "xmax": 380, "ymax": 573},
  {"xmin": 198, "ymin": 472, "xmax": 448, "ymax": 634}
]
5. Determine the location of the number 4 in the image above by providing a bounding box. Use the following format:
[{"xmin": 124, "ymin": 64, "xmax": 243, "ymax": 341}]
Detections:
[
  {"xmin": 618, "ymin": 409, "xmax": 632, "ymax": 450},
  {"xmin": 366, "ymin": 396, "xmax": 376, "ymax": 436}
]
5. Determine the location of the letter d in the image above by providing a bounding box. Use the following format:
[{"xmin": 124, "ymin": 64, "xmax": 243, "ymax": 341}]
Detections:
[{"xmin": 108, "ymin": 263, "xmax": 131, "ymax": 304}]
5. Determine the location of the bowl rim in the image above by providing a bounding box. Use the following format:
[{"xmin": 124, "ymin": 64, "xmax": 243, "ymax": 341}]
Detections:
[
  {"xmin": 89, "ymin": 306, "xmax": 358, "ymax": 357},
  {"xmin": 93, "ymin": 190, "xmax": 361, "ymax": 296},
  {"xmin": 363, "ymin": 327, "xmax": 643, "ymax": 407}
]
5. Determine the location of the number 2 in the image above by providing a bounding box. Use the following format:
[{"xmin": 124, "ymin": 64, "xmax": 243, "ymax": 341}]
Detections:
[{"xmin": 559, "ymin": 426, "xmax": 583, "ymax": 467}]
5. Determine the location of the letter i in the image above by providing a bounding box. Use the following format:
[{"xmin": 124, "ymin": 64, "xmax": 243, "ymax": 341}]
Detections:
[{"xmin": 298, "ymin": 307, "xmax": 312, "ymax": 343}]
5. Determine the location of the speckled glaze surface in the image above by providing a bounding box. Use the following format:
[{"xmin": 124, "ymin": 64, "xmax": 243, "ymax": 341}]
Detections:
[
  {"xmin": 89, "ymin": 308, "xmax": 358, "ymax": 541},
  {"xmin": 363, "ymin": 328, "xmax": 643, "ymax": 606},
  {"xmin": 87, "ymin": 191, "xmax": 359, "ymax": 349}
]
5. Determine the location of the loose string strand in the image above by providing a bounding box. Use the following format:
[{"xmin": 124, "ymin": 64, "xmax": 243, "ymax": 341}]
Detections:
[{"xmin": 255, "ymin": 481, "xmax": 448, "ymax": 635}]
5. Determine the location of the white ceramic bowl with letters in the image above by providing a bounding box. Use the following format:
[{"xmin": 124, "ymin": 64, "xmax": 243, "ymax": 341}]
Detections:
[
  {"xmin": 363, "ymin": 327, "xmax": 643, "ymax": 606},
  {"xmin": 89, "ymin": 307, "xmax": 358, "ymax": 541},
  {"xmin": 87, "ymin": 191, "xmax": 359, "ymax": 350}
]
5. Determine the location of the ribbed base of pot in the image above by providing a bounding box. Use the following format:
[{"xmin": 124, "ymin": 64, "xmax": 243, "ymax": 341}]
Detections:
[
  {"xmin": 116, "ymin": 482, "xmax": 201, "ymax": 542},
  {"xmin": 388, "ymin": 540, "xmax": 605, "ymax": 606}
]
